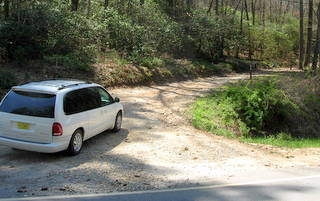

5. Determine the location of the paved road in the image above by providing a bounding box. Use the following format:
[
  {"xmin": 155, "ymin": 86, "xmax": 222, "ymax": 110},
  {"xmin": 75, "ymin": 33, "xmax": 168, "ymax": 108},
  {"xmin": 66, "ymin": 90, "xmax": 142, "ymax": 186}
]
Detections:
[{"xmin": 1, "ymin": 168, "xmax": 320, "ymax": 201}]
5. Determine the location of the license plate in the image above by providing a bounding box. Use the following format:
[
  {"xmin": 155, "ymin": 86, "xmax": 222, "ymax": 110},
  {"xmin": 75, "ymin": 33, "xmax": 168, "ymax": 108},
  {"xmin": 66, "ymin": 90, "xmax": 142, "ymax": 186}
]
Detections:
[{"xmin": 17, "ymin": 122, "xmax": 31, "ymax": 130}]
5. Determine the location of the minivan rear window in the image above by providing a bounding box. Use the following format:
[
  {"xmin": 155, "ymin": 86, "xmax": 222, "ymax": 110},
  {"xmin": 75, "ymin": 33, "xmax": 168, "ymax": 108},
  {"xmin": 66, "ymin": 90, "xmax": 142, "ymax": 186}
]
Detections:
[{"xmin": 0, "ymin": 90, "xmax": 56, "ymax": 118}]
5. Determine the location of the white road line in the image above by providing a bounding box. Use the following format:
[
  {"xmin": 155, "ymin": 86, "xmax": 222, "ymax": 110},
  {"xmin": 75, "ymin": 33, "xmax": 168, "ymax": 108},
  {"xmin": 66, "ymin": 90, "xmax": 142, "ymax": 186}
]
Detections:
[{"xmin": 2, "ymin": 174, "xmax": 320, "ymax": 201}]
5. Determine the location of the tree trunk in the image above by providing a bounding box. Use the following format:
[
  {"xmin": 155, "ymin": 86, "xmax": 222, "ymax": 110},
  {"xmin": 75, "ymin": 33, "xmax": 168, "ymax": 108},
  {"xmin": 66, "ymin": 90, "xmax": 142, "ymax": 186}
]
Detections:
[
  {"xmin": 304, "ymin": 0, "xmax": 313, "ymax": 67},
  {"xmin": 261, "ymin": 0, "xmax": 266, "ymax": 59},
  {"xmin": 207, "ymin": 0, "xmax": 214, "ymax": 15},
  {"xmin": 312, "ymin": 2, "xmax": 320, "ymax": 73},
  {"xmin": 251, "ymin": 0, "xmax": 256, "ymax": 25},
  {"xmin": 187, "ymin": 0, "xmax": 193, "ymax": 11},
  {"xmin": 269, "ymin": 0, "xmax": 272, "ymax": 22},
  {"xmin": 104, "ymin": 0, "xmax": 109, "ymax": 9},
  {"xmin": 4, "ymin": 0, "xmax": 9, "ymax": 19},
  {"xmin": 215, "ymin": 0, "xmax": 219, "ymax": 15},
  {"xmin": 235, "ymin": 0, "xmax": 244, "ymax": 58},
  {"xmin": 244, "ymin": 0, "xmax": 253, "ymax": 59},
  {"xmin": 279, "ymin": 0, "xmax": 282, "ymax": 20},
  {"xmin": 85, "ymin": 0, "xmax": 91, "ymax": 16},
  {"xmin": 71, "ymin": 0, "xmax": 79, "ymax": 11},
  {"xmin": 262, "ymin": 0, "xmax": 265, "ymax": 28},
  {"xmin": 244, "ymin": 0, "xmax": 249, "ymax": 21},
  {"xmin": 221, "ymin": 0, "xmax": 224, "ymax": 15},
  {"xmin": 299, "ymin": 0, "xmax": 305, "ymax": 69}
]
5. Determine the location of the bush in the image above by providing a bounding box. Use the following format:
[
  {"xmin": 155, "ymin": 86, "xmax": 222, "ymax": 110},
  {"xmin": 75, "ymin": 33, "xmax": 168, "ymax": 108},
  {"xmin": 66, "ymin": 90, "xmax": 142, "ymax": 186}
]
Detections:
[
  {"xmin": 0, "ymin": 5, "xmax": 97, "ymax": 68},
  {"xmin": 220, "ymin": 79, "xmax": 296, "ymax": 135},
  {"xmin": 188, "ymin": 10, "xmax": 241, "ymax": 61},
  {"xmin": 192, "ymin": 79, "xmax": 298, "ymax": 138},
  {"xmin": 101, "ymin": 2, "xmax": 182, "ymax": 62},
  {"xmin": 44, "ymin": 54, "xmax": 92, "ymax": 72},
  {"xmin": 0, "ymin": 70, "xmax": 16, "ymax": 89}
]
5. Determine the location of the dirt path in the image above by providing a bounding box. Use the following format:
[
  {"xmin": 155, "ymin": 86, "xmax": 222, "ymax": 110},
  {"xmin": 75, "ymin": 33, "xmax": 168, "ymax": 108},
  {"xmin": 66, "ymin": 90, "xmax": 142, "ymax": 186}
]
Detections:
[{"xmin": 0, "ymin": 72, "xmax": 319, "ymax": 198}]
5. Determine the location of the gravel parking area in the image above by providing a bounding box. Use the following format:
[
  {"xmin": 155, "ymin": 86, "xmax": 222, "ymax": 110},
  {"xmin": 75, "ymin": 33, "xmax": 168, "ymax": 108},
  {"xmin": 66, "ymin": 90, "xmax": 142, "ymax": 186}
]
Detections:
[{"xmin": 0, "ymin": 72, "xmax": 319, "ymax": 198}]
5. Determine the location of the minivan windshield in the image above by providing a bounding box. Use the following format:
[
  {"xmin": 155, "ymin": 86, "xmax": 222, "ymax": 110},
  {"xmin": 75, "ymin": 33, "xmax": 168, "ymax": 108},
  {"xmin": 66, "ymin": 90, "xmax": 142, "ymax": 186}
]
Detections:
[{"xmin": 0, "ymin": 90, "xmax": 56, "ymax": 118}]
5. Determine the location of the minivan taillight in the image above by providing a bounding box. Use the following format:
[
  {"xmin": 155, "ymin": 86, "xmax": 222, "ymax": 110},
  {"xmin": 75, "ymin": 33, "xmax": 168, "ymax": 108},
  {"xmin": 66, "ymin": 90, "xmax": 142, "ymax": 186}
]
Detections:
[{"xmin": 52, "ymin": 123, "xmax": 63, "ymax": 136}]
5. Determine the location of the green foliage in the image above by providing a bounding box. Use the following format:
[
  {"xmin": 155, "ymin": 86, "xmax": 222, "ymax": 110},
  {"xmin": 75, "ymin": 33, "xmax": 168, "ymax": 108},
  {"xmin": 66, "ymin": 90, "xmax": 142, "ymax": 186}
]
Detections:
[
  {"xmin": 242, "ymin": 136, "xmax": 320, "ymax": 148},
  {"xmin": 44, "ymin": 54, "xmax": 91, "ymax": 71},
  {"xmin": 102, "ymin": 2, "xmax": 182, "ymax": 60},
  {"xmin": 221, "ymin": 79, "xmax": 296, "ymax": 134},
  {"xmin": 192, "ymin": 78, "xmax": 298, "ymax": 138},
  {"xmin": 0, "ymin": 5, "xmax": 97, "ymax": 67},
  {"xmin": 250, "ymin": 15, "xmax": 299, "ymax": 61},
  {"xmin": 192, "ymin": 96, "xmax": 248, "ymax": 138},
  {"xmin": 188, "ymin": 10, "xmax": 241, "ymax": 61},
  {"xmin": 0, "ymin": 0, "xmax": 300, "ymax": 69},
  {"xmin": 0, "ymin": 70, "xmax": 16, "ymax": 89},
  {"xmin": 133, "ymin": 56, "xmax": 165, "ymax": 68}
]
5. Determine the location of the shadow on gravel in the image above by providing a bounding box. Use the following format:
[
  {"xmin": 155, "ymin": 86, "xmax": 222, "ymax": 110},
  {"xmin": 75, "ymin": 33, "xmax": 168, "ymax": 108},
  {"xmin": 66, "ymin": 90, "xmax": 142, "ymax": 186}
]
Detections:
[
  {"xmin": 0, "ymin": 129, "xmax": 129, "ymax": 164},
  {"xmin": 0, "ymin": 127, "xmax": 176, "ymax": 198}
]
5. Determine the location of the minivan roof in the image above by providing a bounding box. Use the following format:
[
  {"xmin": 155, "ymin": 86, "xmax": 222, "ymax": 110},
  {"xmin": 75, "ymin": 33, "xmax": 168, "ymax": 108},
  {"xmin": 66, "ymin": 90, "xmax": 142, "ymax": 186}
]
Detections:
[{"xmin": 12, "ymin": 80, "xmax": 94, "ymax": 94}]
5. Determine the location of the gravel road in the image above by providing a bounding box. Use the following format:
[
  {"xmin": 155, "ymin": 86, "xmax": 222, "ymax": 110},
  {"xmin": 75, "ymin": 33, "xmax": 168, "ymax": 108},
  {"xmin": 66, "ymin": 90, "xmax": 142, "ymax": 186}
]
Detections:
[{"xmin": 0, "ymin": 72, "xmax": 319, "ymax": 198}]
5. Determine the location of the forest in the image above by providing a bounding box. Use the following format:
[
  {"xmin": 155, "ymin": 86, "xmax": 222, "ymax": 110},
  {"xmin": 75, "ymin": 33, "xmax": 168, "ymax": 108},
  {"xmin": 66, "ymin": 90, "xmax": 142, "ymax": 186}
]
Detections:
[{"xmin": 0, "ymin": 0, "xmax": 311, "ymax": 71}]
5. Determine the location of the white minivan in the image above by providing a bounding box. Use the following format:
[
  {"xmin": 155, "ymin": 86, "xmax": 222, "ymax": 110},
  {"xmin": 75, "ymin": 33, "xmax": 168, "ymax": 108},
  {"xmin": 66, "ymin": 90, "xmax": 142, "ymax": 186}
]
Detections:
[{"xmin": 0, "ymin": 80, "xmax": 123, "ymax": 155}]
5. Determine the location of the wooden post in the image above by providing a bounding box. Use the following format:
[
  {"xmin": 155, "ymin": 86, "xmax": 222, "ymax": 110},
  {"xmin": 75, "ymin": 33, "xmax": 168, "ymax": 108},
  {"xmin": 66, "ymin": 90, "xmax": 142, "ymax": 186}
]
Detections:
[{"xmin": 250, "ymin": 64, "xmax": 253, "ymax": 80}]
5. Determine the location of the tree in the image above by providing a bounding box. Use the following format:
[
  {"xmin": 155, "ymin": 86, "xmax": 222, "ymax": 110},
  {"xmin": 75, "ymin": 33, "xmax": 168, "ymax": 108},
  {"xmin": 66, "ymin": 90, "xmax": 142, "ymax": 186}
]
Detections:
[
  {"xmin": 207, "ymin": 0, "xmax": 214, "ymax": 14},
  {"xmin": 71, "ymin": 0, "xmax": 79, "ymax": 11},
  {"xmin": 104, "ymin": 0, "xmax": 109, "ymax": 9},
  {"xmin": 304, "ymin": 0, "xmax": 313, "ymax": 67},
  {"xmin": 299, "ymin": 0, "xmax": 304, "ymax": 69},
  {"xmin": 251, "ymin": 0, "xmax": 257, "ymax": 25},
  {"xmin": 312, "ymin": 2, "xmax": 320, "ymax": 73},
  {"xmin": 187, "ymin": 0, "xmax": 193, "ymax": 11},
  {"xmin": 235, "ymin": 0, "xmax": 244, "ymax": 58},
  {"xmin": 215, "ymin": 0, "xmax": 219, "ymax": 15},
  {"xmin": 4, "ymin": 0, "xmax": 9, "ymax": 19}
]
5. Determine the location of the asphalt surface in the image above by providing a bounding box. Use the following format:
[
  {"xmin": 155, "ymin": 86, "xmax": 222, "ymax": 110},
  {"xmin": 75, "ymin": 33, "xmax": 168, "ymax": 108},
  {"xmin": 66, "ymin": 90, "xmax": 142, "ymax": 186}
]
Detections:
[{"xmin": 1, "ymin": 167, "xmax": 319, "ymax": 201}]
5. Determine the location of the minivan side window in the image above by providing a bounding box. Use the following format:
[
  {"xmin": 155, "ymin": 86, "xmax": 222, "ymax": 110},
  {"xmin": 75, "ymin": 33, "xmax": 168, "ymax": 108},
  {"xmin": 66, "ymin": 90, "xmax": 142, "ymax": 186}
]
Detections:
[
  {"xmin": 64, "ymin": 88, "xmax": 101, "ymax": 115},
  {"xmin": 95, "ymin": 87, "xmax": 114, "ymax": 106}
]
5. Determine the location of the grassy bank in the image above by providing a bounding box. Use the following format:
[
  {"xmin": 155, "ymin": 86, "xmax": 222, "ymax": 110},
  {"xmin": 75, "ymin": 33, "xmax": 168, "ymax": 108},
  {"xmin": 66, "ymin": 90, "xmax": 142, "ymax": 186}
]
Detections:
[
  {"xmin": 191, "ymin": 72, "xmax": 320, "ymax": 148},
  {"xmin": 0, "ymin": 55, "xmax": 256, "ymax": 98},
  {"xmin": 241, "ymin": 137, "xmax": 320, "ymax": 148}
]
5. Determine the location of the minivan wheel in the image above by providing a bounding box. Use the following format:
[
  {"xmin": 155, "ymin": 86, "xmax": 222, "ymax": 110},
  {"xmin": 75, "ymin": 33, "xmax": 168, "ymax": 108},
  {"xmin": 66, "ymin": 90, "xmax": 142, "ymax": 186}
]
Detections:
[
  {"xmin": 113, "ymin": 112, "xmax": 122, "ymax": 132},
  {"xmin": 67, "ymin": 129, "xmax": 83, "ymax": 156}
]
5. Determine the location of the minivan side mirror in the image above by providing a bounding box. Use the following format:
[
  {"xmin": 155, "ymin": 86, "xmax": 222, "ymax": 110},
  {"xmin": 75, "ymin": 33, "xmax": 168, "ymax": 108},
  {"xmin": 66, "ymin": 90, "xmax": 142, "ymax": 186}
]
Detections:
[{"xmin": 114, "ymin": 97, "xmax": 120, "ymax": 102}]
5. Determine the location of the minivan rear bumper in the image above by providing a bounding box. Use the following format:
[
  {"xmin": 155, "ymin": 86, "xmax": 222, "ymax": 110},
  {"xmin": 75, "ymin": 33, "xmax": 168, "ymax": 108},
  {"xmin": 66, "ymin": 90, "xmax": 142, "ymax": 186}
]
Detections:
[{"xmin": 0, "ymin": 136, "xmax": 69, "ymax": 153}]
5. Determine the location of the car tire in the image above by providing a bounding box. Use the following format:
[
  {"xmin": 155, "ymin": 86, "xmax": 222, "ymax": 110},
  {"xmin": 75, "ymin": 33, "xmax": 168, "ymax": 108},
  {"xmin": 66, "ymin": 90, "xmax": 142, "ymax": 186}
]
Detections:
[
  {"xmin": 67, "ymin": 129, "xmax": 83, "ymax": 156},
  {"xmin": 113, "ymin": 111, "xmax": 122, "ymax": 132}
]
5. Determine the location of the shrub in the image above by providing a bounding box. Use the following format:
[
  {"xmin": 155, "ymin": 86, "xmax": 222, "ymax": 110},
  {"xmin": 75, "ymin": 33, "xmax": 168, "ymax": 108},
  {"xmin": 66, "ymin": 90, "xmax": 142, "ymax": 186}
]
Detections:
[
  {"xmin": 221, "ymin": 79, "xmax": 296, "ymax": 135},
  {"xmin": 101, "ymin": 2, "xmax": 182, "ymax": 62},
  {"xmin": 0, "ymin": 70, "xmax": 16, "ymax": 89},
  {"xmin": 44, "ymin": 54, "xmax": 92, "ymax": 72},
  {"xmin": 192, "ymin": 79, "xmax": 298, "ymax": 138},
  {"xmin": 188, "ymin": 10, "xmax": 242, "ymax": 61},
  {"xmin": 0, "ymin": 5, "xmax": 97, "ymax": 68}
]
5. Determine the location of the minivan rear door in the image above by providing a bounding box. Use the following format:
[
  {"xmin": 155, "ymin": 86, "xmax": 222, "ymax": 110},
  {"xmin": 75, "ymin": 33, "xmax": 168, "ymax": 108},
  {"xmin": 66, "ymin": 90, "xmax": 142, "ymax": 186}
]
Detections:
[{"xmin": 0, "ymin": 90, "xmax": 55, "ymax": 144}]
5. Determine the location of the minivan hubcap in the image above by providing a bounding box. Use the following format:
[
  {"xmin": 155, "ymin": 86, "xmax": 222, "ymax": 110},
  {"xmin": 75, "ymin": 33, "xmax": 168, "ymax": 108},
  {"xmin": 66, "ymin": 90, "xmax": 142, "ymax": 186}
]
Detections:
[
  {"xmin": 73, "ymin": 133, "xmax": 82, "ymax": 152},
  {"xmin": 117, "ymin": 114, "xmax": 122, "ymax": 129}
]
